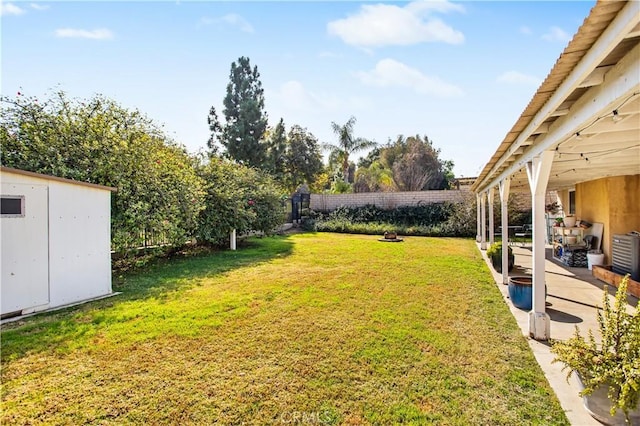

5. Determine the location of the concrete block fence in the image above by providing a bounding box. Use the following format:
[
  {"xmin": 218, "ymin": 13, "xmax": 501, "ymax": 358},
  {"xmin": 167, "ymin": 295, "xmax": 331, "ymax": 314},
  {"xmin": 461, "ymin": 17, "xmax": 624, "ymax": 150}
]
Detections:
[{"xmin": 309, "ymin": 190, "xmax": 469, "ymax": 212}]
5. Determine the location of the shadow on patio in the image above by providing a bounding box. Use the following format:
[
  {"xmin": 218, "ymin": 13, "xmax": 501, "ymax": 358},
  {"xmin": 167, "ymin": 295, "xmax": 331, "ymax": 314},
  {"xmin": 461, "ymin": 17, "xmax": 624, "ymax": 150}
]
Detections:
[
  {"xmin": 481, "ymin": 243, "xmax": 639, "ymax": 425},
  {"xmin": 510, "ymin": 246, "xmax": 637, "ymax": 337}
]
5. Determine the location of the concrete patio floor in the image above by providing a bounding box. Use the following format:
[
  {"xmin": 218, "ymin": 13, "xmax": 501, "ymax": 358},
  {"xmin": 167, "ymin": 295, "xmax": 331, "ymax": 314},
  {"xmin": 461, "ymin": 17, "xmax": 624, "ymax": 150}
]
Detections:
[{"xmin": 480, "ymin": 243, "xmax": 639, "ymax": 426}]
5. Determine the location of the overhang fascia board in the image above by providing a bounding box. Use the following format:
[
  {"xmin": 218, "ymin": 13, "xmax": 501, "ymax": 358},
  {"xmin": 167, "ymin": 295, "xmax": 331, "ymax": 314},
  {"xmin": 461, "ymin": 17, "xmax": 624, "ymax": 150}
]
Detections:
[{"xmin": 473, "ymin": 0, "xmax": 640, "ymax": 194}]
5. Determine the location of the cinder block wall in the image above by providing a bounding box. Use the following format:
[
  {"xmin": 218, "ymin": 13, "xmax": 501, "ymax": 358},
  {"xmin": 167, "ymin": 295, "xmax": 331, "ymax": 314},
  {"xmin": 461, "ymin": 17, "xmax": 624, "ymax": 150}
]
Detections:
[{"xmin": 310, "ymin": 190, "xmax": 468, "ymax": 211}]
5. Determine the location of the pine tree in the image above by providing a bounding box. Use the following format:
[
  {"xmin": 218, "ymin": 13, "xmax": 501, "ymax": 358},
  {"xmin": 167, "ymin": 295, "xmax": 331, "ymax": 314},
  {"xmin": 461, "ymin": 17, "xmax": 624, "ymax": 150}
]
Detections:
[{"xmin": 208, "ymin": 57, "xmax": 268, "ymax": 168}]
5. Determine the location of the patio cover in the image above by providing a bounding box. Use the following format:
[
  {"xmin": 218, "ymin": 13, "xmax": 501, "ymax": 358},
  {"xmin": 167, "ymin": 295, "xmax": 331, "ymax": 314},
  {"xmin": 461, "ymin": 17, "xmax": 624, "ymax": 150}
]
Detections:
[
  {"xmin": 472, "ymin": 0, "xmax": 639, "ymax": 195},
  {"xmin": 471, "ymin": 0, "xmax": 639, "ymax": 340}
]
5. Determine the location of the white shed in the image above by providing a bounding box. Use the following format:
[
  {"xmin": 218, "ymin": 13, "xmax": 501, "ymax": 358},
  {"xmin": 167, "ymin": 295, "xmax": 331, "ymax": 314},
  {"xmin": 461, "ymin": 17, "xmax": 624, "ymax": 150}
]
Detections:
[{"xmin": 1, "ymin": 167, "xmax": 115, "ymax": 318}]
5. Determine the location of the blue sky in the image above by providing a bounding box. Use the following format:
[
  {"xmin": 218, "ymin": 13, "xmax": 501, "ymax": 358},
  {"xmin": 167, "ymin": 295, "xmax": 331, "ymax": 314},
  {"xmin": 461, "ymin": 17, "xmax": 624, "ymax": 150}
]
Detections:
[{"xmin": 2, "ymin": 1, "xmax": 595, "ymax": 177}]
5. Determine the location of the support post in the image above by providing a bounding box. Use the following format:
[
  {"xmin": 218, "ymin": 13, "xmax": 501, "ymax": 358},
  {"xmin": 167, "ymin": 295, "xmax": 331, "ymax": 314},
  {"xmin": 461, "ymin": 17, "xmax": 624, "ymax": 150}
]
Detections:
[
  {"xmin": 480, "ymin": 192, "xmax": 487, "ymax": 250},
  {"xmin": 488, "ymin": 187, "xmax": 495, "ymax": 246},
  {"xmin": 230, "ymin": 229, "xmax": 237, "ymax": 251},
  {"xmin": 476, "ymin": 193, "xmax": 482, "ymax": 242},
  {"xmin": 499, "ymin": 178, "xmax": 511, "ymax": 285},
  {"xmin": 526, "ymin": 150, "xmax": 555, "ymax": 340}
]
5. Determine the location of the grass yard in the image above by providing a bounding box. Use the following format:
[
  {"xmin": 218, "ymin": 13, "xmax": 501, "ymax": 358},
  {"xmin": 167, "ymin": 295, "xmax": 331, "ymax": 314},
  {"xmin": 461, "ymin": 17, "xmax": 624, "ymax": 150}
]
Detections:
[{"xmin": 1, "ymin": 233, "xmax": 568, "ymax": 425}]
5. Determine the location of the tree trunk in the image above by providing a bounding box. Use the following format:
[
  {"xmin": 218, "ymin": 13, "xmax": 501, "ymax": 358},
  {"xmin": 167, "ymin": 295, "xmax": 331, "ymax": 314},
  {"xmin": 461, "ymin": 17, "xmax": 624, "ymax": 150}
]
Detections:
[{"xmin": 342, "ymin": 157, "xmax": 350, "ymax": 183}]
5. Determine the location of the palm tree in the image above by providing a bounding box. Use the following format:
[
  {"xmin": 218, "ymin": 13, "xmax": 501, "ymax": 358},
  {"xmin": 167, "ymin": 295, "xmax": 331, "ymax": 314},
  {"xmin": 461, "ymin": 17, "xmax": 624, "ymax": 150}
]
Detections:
[{"xmin": 323, "ymin": 116, "xmax": 377, "ymax": 183}]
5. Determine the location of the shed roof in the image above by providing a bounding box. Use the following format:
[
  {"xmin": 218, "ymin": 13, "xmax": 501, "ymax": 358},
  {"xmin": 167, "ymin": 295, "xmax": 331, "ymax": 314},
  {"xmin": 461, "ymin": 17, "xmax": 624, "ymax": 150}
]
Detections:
[{"xmin": 1, "ymin": 167, "xmax": 117, "ymax": 192}]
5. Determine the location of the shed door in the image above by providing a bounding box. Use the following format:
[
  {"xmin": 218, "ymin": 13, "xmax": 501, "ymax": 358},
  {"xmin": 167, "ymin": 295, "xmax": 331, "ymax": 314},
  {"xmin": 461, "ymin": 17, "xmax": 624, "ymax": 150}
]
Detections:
[{"xmin": 1, "ymin": 183, "xmax": 49, "ymax": 315}]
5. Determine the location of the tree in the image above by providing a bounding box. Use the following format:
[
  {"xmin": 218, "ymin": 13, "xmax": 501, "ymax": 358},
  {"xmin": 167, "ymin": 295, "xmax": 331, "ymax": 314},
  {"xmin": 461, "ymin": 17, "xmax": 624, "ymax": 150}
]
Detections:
[
  {"xmin": 323, "ymin": 116, "xmax": 376, "ymax": 183},
  {"xmin": 208, "ymin": 56, "xmax": 268, "ymax": 169},
  {"xmin": 353, "ymin": 134, "xmax": 454, "ymax": 192},
  {"xmin": 357, "ymin": 146, "xmax": 382, "ymax": 169},
  {"xmin": 385, "ymin": 135, "xmax": 452, "ymax": 191},
  {"xmin": 391, "ymin": 136, "xmax": 436, "ymax": 191},
  {"xmin": 1, "ymin": 91, "xmax": 205, "ymax": 251},
  {"xmin": 284, "ymin": 125, "xmax": 324, "ymax": 192},
  {"xmin": 265, "ymin": 118, "xmax": 287, "ymax": 180},
  {"xmin": 354, "ymin": 161, "xmax": 394, "ymax": 192}
]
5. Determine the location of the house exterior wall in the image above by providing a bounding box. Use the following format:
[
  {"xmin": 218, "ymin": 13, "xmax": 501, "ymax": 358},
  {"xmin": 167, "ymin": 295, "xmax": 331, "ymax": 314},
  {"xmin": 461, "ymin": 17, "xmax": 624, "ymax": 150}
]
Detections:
[
  {"xmin": 576, "ymin": 174, "xmax": 640, "ymax": 264},
  {"xmin": 0, "ymin": 169, "xmax": 112, "ymax": 315},
  {"xmin": 575, "ymin": 180, "xmax": 610, "ymax": 257}
]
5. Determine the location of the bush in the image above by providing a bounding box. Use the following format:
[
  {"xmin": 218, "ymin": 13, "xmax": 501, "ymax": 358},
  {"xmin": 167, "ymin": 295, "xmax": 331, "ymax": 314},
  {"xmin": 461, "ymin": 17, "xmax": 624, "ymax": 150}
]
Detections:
[
  {"xmin": 320, "ymin": 203, "xmax": 453, "ymax": 226},
  {"xmin": 309, "ymin": 201, "xmax": 472, "ymax": 237},
  {"xmin": 551, "ymin": 276, "xmax": 639, "ymax": 422},
  {"xmin": 0, "ymin": 91, "xmax": 206, "ymax": 253},
  {"xmin": 196, "ymin": 158, "xmax": 285, "ymax": 246},
  {"xmin": 440, "ymin": 192, "xmax": 478, "ymax": 237},
  {"xmin": 1, "ymin": 91, "xmax": 286, "ymax": 254}
]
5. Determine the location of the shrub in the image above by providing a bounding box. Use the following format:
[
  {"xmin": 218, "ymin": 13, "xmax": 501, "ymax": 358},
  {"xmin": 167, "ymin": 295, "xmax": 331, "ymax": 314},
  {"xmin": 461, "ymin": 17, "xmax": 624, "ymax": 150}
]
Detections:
[
  {"xmin": 486, "ymin": 242, "xmax": 515, "ymax": 272},
  {"xmin": 196, "ymin": 158, "xmax": 285, "ymax": 245},
  {"xmin": 309, "ymin": 202, "xmax": 470, "ymax": 237},
  {"xmin": 440, "ymin": 192, "xmax": 478, "ymax": 237},
  {"xmin": 0, "ymin": 91, "xmax": 206, "ymax": 253},
  {"xmin": 551, "ymin": 276, "xmax": 639, "ymax": 422}
]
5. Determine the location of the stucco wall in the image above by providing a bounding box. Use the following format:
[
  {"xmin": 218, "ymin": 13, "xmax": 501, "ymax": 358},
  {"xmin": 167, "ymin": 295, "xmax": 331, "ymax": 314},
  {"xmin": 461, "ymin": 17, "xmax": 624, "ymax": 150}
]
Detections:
[
  {"xmin": 575, "ymin": 179, "xmax": 610, "ymax": 258},
  {"xmin": 310, "ymin": 190, "xmax": 470, "ymax": 211},
  {"xmin": 576, "ymin": 174, "xmax": 640, "ymax": 264}
]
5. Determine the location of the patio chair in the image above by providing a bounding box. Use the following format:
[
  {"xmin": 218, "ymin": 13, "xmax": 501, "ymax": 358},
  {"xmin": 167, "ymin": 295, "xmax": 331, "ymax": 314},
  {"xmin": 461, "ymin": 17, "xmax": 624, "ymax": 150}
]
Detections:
[{"xmin": 514, "ymin": 224, "xmax": 532, "ymax": 246}]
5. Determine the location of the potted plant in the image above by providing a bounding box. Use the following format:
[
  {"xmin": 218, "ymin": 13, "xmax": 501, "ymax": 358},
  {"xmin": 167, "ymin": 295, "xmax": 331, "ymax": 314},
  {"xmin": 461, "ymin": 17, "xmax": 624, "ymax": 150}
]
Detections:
[
  {"xmin": 551, "ymin": 275, "xmax": 639, "ymax": 425},
  {"xmin": 546, "ymin": 201, "xmax": 560, "ymax": 215},
  {"xmin": 486, "ymin": 241, "xmax": 514, "ymax": 272},
  {"xmin": 563, "ymin": 214, "xmax": 577, "ymax": 228}
]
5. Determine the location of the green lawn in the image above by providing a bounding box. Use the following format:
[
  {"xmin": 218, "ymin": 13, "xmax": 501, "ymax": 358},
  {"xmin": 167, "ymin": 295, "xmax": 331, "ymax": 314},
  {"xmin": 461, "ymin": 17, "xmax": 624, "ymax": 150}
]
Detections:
[{"xmin": 1, "ymin": 233, "xmax": 568, "ymax": 425}]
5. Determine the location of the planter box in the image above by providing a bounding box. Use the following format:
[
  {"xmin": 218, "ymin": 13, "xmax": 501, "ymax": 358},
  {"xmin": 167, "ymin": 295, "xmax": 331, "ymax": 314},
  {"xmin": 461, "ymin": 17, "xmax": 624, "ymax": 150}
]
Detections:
[{"xmin": 592, "ymin": 265, "xmax": 640, "ymax": 298}]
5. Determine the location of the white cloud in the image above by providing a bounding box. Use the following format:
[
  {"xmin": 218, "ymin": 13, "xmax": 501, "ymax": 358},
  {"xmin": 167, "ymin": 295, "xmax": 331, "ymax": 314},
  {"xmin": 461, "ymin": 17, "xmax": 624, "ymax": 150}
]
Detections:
[
  {"xmin": 542, "ymin": 26, "xmax": 571, "ymax": 42},
  {"xmin": 519, "ymin": 25, "xmax": 532, "ymax": 35},
  {"xmin": 221, "ymin": 13, "xmax": 254, "ymax": 33},
  {"xmin": 1, "ymin": 3, "xmax": 26, "ymax": 16},
  {"xmin": 406, "ymin": 0, "xmax": 465, "ymax": 15},
  {"xmin": 497, "ymin": 71, "xmax": 541, "ymax": 86},
  {"xmin": 327, "ymin": 0, "xmax": 464, "ymax": 48},
  {"xmin": 54, "ymin": 28, "xmax": 114, "ymax": 40},
  {"xmin": 270, "ymin": 80, "xmax": 371, "ymax": 114},
  {"xmin": 276, "ymin": 81, "xmax": 317, "ymax": 110},
  {"xmin": 30, "ymin": 3, "xmax": 49, "ymax": 11},
  {"xmin": 199, "ymin": 13, "xmax": 254, "ymax": 33},
  {"xmin": 356, "ymin": 58, "xmax": 464, "ymax": 98}
]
